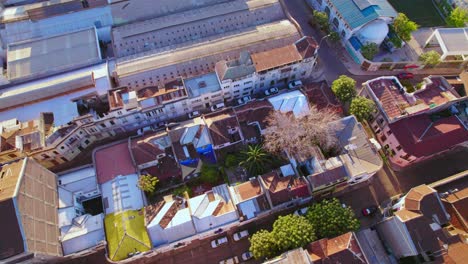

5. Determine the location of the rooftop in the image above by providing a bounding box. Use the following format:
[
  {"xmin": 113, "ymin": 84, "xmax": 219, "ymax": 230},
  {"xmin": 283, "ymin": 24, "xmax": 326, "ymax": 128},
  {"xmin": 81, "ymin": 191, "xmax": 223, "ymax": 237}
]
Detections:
[
  {"xmin": 268, "ymin": 90, "xmax": 310, "ymax": 118},
  {"xmin": 183, "ymin": 73, "xmax": 221, "ymax": 98},
  {"xmin": 114, "ymin": 20, "xmax": 300, "ymax": 78},
  {"xmin": 61, "ymin": 213, "xmax": 104, "ymax": 242},
  {"xmin": 203, "ymin": 109, "xmax": 243, "ymax": 147},
  {"xmin": 130, "ymin": 131, "xmax": 170, "ymax": 166},
  {"xmin": 215, "ymin": 52, "xmax": 256, "ymax": 81},
  {"xmin": 366, "ymin": 76, "xmax": 461, "ymax": 121},
  {"xmin": 101, "ymin": 174, "xmax": 143, "ymax": 215},
  {"xmin": 230, "ymin": 178, "xmax": 264, "ymax": 204},
  {"xmin": 388, "ymin": 114, "xmax": 468, "ymax": 158},
  {"xmin": 427, "ymin": 28, "xmax": 468, "ymax": 57},
  {"xmin": 329, "ymin": 0, "xmax": 397, "ymax": 29},
  {"xmin": 104, "ymin": 209, "xmax": 151, "ymax": 261},
  {"xmin": 306, "ymin": 232, "xmax": 366, "ymax": 263},
  {"xmin": 7, "ymin": 27, "xmax": 101, "ymax": 81},
  {"xmin": 148, "ymin": 198, "xmax": 193, "ymax": 229},
  {"xmin": 94, "ymin": 142, "xmax": 136, "ymax": 184},
  {"xmin": 0, "ymin": 159, "xmax": 26, "ymax": 202},
  {"xmin": 260, "ymin": 172, "xmax": 310, "ymax": 206},
  {"xmin": 307, "ymin": 157, "xmax": 348, "ymax": 188}
]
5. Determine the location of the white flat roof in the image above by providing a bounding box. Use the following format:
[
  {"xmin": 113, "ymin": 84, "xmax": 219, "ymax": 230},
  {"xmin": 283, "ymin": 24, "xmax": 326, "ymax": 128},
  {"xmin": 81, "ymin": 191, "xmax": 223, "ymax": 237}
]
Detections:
[
  {"xmin": 0, "ymin": 63, "xmax": 110, "ymax": 126},
  {"xmin": 101, "ymin": 174, "xmax": 144, "ymax": 215},
  {"xmin": 61, "ymin": 213, "xmax": 105, "ymax": 241},
  {"xmin": 268, "ymin": 90, "xmax": 310, "ymax": 117},
  {"xmin": 7, "ymin": 27, "xmax": 101, "ymax": 80},
  {"xmin": 58, "ymin": 166, "xmax": 97, "ymax": 194}
]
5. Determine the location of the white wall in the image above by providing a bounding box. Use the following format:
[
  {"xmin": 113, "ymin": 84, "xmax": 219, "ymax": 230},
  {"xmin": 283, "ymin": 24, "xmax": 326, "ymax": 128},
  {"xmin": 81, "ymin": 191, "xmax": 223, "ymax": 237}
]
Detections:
[{"xmin": 62, "ymin": 229, "xmax": 105, "ymax": 255}]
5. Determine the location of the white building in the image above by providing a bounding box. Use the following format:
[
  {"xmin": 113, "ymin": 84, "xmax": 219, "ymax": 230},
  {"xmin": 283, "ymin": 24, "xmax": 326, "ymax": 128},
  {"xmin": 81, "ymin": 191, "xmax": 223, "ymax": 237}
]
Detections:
[
  {"xmin": 57, "ymin": 166, "xmax": 105, "ymax": 255},
  {"xmin": 146, "ymin": 196, "xmax": 196, "ymax": 247},
  {"xmin": 189, "ymin": 184, "xmax": 238, "ymax": 233},
  {"xmin": 100, "ymin": 174, "xmax": 145, "ymax": 215}
]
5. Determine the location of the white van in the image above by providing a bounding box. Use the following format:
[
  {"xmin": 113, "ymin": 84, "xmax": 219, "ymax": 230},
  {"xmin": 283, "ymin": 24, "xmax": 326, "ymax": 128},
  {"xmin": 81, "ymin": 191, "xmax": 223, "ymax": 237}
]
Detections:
[{"xmin": 210, "ymin": 102, "xmax": 225, "ymax": 112}]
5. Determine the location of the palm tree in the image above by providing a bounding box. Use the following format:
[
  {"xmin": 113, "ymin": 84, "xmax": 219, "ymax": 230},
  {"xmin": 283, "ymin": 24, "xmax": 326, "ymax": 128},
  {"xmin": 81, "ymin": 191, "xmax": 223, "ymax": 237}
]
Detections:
[{"xmin": 239, "ymin": 145, "xmax": 272, "ymax": 176}]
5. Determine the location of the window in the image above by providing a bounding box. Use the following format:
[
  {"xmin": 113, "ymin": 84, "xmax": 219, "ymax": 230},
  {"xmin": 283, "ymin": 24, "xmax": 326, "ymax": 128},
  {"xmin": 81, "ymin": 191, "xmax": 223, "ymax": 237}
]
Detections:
[
  {"xmin": 110, "ymin": 120, "xmax": 115, "ymax": 125},
  {"xmin": 332, "ymin": 18, "xmax": 339, "ymax": 28},
  {"xmin": 8, "ymin": 153, "xmax": 17, "ymax": 158},
  {"xmin": 380, "ymin": 135, "xmax": 387, "ymax": 142},
  {"xmin": 84, "ymin": 139, "xmax": 90, "ymax": 145},
  {"xmin": 386, "ymin": 130, "xmax": 392, "ymax": 136},
  {"xmin": 100, "ymin": 123, "xmax": 106, "ymax": 128},
  {"xmin": 396, "ymin": 145, "xmax": 402, "ymax": 151}
]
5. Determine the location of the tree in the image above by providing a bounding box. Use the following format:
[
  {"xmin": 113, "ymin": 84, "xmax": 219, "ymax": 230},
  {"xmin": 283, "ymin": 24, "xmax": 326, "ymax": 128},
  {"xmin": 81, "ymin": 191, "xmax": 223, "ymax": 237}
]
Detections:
[
  {"xmin": 249, "ymin": 230, "xmax": 278, "ymax": 260},
  {"xmin": 419, "ymin": 50, "xmax": 441, "ymax": 66},
  {"xmin": 313, "ymin": 10, "xmax": 329, "ymax": 31},
  {"xmin": 447, "ymin": 7, "xmax": 468, "ymax": 27},
  {"xmin": 200, "ymin": 164, "xmax": 220, "ymax": 184},
  {"xmin": 360, "ymin": 43, "xmax": 379, "ymax": 60},
  {"xmin": 331, "ymin": 75, "xmax": 357, "ymax": 103},
  {"xmin": 393, "ymin": 13, "xmax": 418, "ymax": 41},
  {"xmin": 263, "ymin": 106, "xmax": 341, "ymax": 158},
  {"xmin": 305, "ymin": 198, "xmax": 360, "ymax": 238},
  {"xmin": 239, "ymin": 144, "xmax": 273, "ymax": 176},
  {"xmin": 138, "ymin": 174, "xmax": 159, "ymax": 195},
  {"xmin": 272, "ymin": 215, "xmax": 316, "ymax": 252},
  {"xmin": 328, "ymin": 31, "xmax": 340, "ymax": 43},
  {"xmin": 224, "ymin": 154, "xmax": 238, "ymax": 168},
  {"xmin": 350, "ymin": 96, "xmax": 376, "ymax": 121}
]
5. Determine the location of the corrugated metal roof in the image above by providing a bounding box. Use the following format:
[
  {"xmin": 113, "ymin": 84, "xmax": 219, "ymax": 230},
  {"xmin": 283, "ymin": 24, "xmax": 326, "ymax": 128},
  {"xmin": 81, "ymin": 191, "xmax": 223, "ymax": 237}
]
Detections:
[{"xmin": 329, "ymin": 0, "xmax": 397, "ymax": 29}]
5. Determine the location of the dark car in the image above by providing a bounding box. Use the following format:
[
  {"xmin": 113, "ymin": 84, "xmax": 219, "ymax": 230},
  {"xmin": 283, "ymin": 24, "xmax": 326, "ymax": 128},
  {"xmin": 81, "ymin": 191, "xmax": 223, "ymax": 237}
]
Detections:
[
  {"xmin": 362, "ymin": 206, "xmax": 378, "ymax": 216},
  {"xmin": 397, "ymin": 72, "xmax": 414, "ymax": 79}
]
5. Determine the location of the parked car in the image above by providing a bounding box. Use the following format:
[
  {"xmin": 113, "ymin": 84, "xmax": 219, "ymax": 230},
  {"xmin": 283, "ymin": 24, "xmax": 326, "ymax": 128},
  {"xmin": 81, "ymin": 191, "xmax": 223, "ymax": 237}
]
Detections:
[
  {"xmin": 211, "ymin": 236, "xmax": 228, "ymax": 248},
  {"xmin": 210, "ymin": 102, "xmax": 225, "ymax": 112},
  {"xmin": 241, "ymin": 252, "xmax": 253, "ymax": 261},
  {"xmin": 264, "ymin": 87, "xmax": 279, "ymax": 96},
  {"xmin": 188, "ymin": 111, "xmax": 201, "ymax": 119},
  {"xmin": 237, "ymin": 96, "xmax": 252, "ymax": 105},
  {"xmin": 397, "ymin": 72, "xmax": 414, "ymax": 79},
  {"xmin": 219, "ymin": 256, "xmax": 239, "ymax": 264},
  {"xmin": 362, "ymin": 205, "xmax": 379, "ymax": 216},
  {"xmin": 157, "ymin": 121, "xmax": 167, "ymax": 127},
  {"xmin": 293, "ymin": 207, "xmax": 309, "ymax": 216},
  {"xmin": 233, "ymin": 230, "xmax": 249, "ymax": 241},
  {"xmin": 288, "ymin": 80, "xmax": 303, "ymax": 89}
]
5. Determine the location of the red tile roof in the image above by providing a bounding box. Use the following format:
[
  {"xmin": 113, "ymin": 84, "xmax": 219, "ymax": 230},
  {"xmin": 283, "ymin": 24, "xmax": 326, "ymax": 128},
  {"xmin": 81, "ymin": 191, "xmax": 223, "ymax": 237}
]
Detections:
[
  {"xmin": 251, "ymin": 45, "xmax": 303, "ymax": 72},
  {"xmin": 261, "ymin": 172, "xmax": 310, "ymax": 206},
  {"xmin": 203, "ymin": 109, "xmax": 242, "ymax": 147},
  {"xmin": 95, "ymin": 142, "xmax": 136, "ymax": 184},
  {"xmin": 306, "ymin": 232, "xmax": 366, "ymax": 263},
  {"xmin": 368, "ymin": 78, "xmax": 409, "ymax": 119},
  {"xmin": 389, "ymin": 115, "xmax": 468, "ymax": 158}
]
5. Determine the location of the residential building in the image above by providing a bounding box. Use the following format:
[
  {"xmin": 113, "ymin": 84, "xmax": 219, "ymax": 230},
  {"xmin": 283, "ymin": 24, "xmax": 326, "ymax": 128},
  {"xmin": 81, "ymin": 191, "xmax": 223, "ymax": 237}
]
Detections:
[
  {"xmin": 189, "ymin": 184, "xmax": 238, "ymax": 233},
  {"xmin": 203, "ymin": 109, "xmax": 244, "ymax": 152},
  {"xmin": 104, "ymin": 209, "xmax": 151, "ymax": 261},
  {"xmin": 234, "ymin": 100, "xmax": 274, "ymax": 144},
  {"xmin": 56, "ymin": 165, "xmax": 104, "ymax": 255},
  {"xmin": 228, "ymin": 178, "xmax": 270, "ymax": 220},
  {"xmin": 361, "ymin": 75, "xmax": 468, "ymax": 170},
  {"xmin": 0, "ymin": 158, "xmax": 62, "ymax": 262},
  {"xmin": 94, "ymin": 142, "xmax": 145, "ymax": 215},
  {"xmin": 146, "ymin": 195, "xmax": 196, "ymax": 247},
  {"xmin": 300, "ymin": 115, "xmax": 382, "ymax": 197},
  {"xmin": 268, "ymin": 90, "xmax": 311, "ymax": 117},
  {"xmin": 307, "ymin": 0, "xmax": 397, "ymax": 62},
  {"xmin": 263, "ymin": 248, "xmax": 311, "ymax": 264},
  {"xmin": 6, "ymin": 27, "xmax": 102, "ymax": 82},
  {"xmin": 441, "ymin": 188, "xmax": 468, "ymax": 233},
  {"xmin": 167, "ymin": 118, "xmax": 215, "ymax": 180},
  {"xmin": 259, "ymin": 171, "xmax": 311, "ymax": 208},
  {"xmin": 376, "ymin": 185, "xmax": 458, "ymax": 260},
  {"xmin": 306, "ymin": 232, "xmax": 368, "ymax": 263},
  {"xmin": 129, "ymin": 130, "xmax": 181, "ymax": 181}
]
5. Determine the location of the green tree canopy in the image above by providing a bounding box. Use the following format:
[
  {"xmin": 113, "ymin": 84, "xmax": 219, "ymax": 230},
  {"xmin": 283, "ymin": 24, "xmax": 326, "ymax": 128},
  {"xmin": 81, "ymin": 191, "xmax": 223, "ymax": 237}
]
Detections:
[
  {"xmin": 272, "ymin": 215, "xmax": 316, "ymax": 252},
  {"xmin": 331, "ymin": 75, "xmax": 357, "ymax": 103},
  {"xmin": 305, "ymin": 198, "xmax": 360, "ymax": 238},
  {"xmin": 313, "ymin": 10, "xmax": 329, "ymax": 31},
  {"xmin": 224, "ymin": 154, "xmax": 239, "ymax": 168},
  {"xmin": 249, "ymin": 230, "xmax": 279, "ymax": 260},
  {"xmin": 393, "ymin": 13, "xmax": 418, "ymax": 41},
  {"xmin": 200, "ymin": 164, "xmax": 220, "ymax": 184},
  {"xmin": 361, "ymin": 43, "xmax": 379, "ymax": 60},
  {"xmin": 137, "ymin": 174, "xmax": 159, "ymax": 195},
  {"xmin": 447, "ymin": 7, "xmax": 468, "ymax": 27},
  {"xmin": 328, "ymin": 31, "xmax": 340, "ymax": 43},
  {"xmin": 419, "ymin": 50, "xmax": 441, "ymax": 66},
  {"xmin": 350, "ymin": 96, "xmax": 376, "ymax": 121},
  {"xmin": 239, "ymin": 144, "xmax": 273, "ymax": 176}
]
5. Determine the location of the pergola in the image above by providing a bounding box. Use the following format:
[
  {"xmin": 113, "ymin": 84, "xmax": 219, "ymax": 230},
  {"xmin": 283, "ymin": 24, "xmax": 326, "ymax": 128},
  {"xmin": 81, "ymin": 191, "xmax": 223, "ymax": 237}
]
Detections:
[{"xmin": 424, "ymin": 27, "xmax": 468, "ymax": 61}]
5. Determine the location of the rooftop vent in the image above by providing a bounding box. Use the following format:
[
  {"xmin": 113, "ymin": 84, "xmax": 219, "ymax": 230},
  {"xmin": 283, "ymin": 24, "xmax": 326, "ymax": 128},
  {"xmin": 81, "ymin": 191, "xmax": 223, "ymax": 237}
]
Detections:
[{"xmin": 198, "ymin": 81, "xmax": 207, "ymax": 88}]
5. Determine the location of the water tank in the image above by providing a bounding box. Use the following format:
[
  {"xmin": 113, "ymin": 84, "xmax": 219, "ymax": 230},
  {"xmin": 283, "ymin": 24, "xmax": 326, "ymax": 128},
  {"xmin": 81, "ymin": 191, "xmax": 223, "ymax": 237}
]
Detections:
[{"xmin": 357, "ymin": 19, "xmax": 389, "ymax": 46}]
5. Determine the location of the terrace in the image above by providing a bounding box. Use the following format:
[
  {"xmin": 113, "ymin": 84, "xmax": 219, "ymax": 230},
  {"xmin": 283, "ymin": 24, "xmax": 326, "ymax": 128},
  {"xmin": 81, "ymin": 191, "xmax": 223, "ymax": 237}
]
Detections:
[{"xmin": 183, "ymin": 73, "xmax": 222, "ymax": 98}]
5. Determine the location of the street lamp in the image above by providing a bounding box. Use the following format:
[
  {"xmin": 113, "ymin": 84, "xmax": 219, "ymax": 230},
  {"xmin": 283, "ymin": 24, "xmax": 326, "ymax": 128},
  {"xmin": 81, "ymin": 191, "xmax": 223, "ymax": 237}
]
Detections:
[{"xmin": 315, "ymin": 33, "xmax": 331, "ymax": 56}]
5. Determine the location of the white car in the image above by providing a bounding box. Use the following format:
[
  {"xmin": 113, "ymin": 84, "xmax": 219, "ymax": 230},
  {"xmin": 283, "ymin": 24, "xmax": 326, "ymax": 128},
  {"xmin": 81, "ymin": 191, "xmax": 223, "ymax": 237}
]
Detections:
[
  {"xmin": 241, "ymin": 252, "xmax": 253, "ymax": 261},
  {"xmin": 232, "ymin": 230, "xmax": 249, "ymax": 241},
  {"xmin": 211, "ymin": 236, "xmax": 228, "ymax": 248},
  {"xmin": 188, "ymin": 111, "xmax": 201, "ymax": 119},
  {"xmin": 219, "ymin": 256, "xmax": 239, "ymax": 264},
  {"xmin": 264, "ymin": 87, "xmax": 279, "ymax": 96},
  {"xmin": 288, "ymin": 80, "xmax": 303, "ymax": 89},
  {"xmin": 237, "ymin": 96, "xmax": 252, "ymax": 105},
  {"xmin": 293, "ymin": 207, "xmax": 309, "ymax": 216},
  {"xmin": 210, "ymin": 102, "xmax": 225, "ymax": 112}
]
